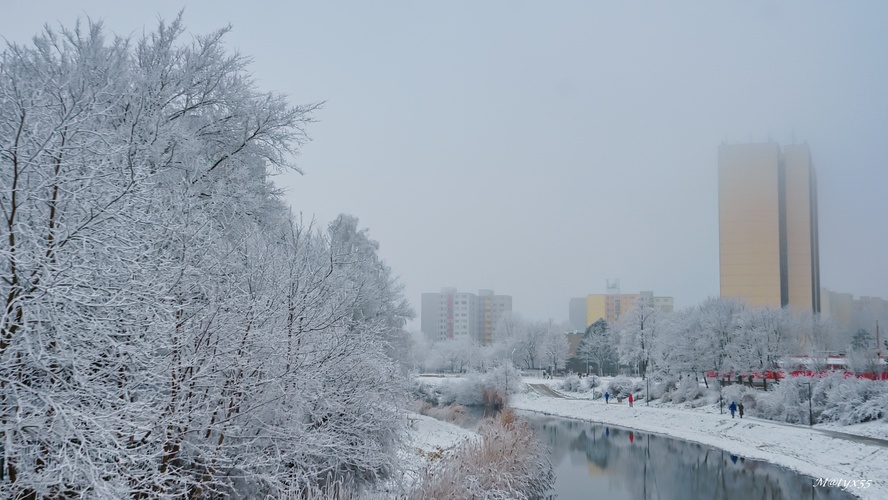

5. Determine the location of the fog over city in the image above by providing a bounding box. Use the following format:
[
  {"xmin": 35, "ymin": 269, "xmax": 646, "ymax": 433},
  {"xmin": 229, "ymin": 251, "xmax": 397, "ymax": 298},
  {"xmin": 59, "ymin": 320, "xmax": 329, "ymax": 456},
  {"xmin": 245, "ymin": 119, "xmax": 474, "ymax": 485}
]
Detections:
[{"xmin": 3, "ymin": 0, "xmax": 886, "ymax": 327}]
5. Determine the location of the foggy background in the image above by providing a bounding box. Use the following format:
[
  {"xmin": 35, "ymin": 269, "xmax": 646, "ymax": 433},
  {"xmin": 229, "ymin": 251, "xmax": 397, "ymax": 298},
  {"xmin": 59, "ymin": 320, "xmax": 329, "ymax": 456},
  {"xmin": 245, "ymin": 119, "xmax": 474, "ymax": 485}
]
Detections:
[{"xmin": 3, "ymin": 1, "xmax": 886, "ymax": 330}]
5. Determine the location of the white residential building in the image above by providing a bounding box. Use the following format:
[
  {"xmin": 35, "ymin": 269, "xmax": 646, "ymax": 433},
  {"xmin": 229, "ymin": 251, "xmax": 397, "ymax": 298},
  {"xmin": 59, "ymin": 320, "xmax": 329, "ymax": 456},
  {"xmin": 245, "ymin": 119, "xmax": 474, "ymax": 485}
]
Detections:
[{"xmin": 421, "ymin": 288, "xmax": 512, "ymax": 345}]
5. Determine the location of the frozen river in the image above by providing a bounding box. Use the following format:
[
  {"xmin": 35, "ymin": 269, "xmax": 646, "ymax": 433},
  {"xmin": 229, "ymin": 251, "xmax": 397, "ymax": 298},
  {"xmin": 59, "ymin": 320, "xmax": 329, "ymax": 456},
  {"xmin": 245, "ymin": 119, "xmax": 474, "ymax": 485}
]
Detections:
[{"xmin": 517, "ymin": 410, "xmax": 858, "ymax": 500}]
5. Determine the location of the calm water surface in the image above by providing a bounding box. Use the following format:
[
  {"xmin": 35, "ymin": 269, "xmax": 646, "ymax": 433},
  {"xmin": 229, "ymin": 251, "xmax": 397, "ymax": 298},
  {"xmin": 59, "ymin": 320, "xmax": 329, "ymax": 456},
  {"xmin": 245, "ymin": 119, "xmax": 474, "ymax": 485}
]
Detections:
[{"xmin": 515, "ymin": 410, "xmax": 858, "ymax": 500}]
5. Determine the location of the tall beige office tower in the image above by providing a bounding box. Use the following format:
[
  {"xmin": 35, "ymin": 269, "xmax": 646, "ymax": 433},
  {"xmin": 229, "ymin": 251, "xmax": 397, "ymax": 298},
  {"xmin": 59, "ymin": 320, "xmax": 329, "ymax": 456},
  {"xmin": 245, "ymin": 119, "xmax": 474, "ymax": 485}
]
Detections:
[{"xmin": 718, "ymin": 142, "xmax": 820, "ymax": 312}]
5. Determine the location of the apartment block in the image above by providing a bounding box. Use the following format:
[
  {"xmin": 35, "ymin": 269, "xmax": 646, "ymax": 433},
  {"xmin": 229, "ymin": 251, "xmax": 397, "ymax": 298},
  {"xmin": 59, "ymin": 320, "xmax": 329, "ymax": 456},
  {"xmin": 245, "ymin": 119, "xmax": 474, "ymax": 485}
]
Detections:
[{"xmin": 421, "ymin": 288, "xmax": 512, "ymax": 345}]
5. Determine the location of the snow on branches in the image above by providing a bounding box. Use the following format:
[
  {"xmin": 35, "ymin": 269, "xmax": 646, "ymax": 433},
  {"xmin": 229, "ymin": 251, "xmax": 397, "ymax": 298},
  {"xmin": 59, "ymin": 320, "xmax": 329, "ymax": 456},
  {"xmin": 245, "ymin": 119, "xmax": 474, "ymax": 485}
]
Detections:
[{"xmin": 1, "ymin": 16, "xmax": 411, "ymax": 497}]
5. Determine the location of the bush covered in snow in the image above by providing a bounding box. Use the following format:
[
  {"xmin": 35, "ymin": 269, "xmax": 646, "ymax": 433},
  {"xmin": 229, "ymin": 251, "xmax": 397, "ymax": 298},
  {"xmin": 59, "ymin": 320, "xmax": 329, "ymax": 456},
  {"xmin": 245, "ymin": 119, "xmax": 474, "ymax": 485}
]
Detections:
[
  {"xmin": 412, "ymin": 379, "xmax": 442, "ymax": 406},
  {"xmin": 559, "ymin": 374, "xmax": 603, "ymax": 394},
  {"xmin": 559, "ymin": 374, "xmax": 585, "ymax": 392},
  {"xmin": 424, "ymin": 365, "xmax": 523, "ymax": 408},
  {"xmin": 587, "ymin": 375, "xmax": 602, "ymax": 388},
  {"xmin": 721, "ymin": 384, "xmax": 757, "ymax": 413},
  {"xmin": 435, "ymin": 377, "xmax": 482, "ymax": 407},
  {"xmin": 721, "ymin": 374, "xmax": 888, "ymax": 425},
  {"xmin": 408, "ymin": 410, "xmax": 554, "ymax": 500},
  {"xmin": 668, "ymin": 376, "xmax": 706, "ymax": 404},
  {"xmin": 644, "ymin": 375, "xmax": 674, "ymax": 401},
  {"xmin": 816, "ymin": 376, "xmax": 888, "ymax": 425},
  {"xmin": 606, "ymin": 376, "xmax": 641, "ymax": 399}
]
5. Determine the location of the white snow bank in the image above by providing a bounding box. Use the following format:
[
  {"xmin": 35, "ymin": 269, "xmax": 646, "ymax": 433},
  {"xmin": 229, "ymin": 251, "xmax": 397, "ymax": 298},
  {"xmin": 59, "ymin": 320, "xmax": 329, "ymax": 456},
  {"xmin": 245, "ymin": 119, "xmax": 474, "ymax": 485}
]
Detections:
[
  {"xmin": 367, "ymin": 412, "xmax": 478, "ymax": 498},
  {"xmin": 399, "ymin": 413, "xmax": 478, "ymax": 482}
]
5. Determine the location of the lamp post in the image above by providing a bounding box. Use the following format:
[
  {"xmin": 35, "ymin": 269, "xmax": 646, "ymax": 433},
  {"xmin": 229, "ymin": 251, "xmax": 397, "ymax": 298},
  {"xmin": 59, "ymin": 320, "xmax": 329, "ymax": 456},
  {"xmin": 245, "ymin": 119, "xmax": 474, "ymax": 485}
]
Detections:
[
  {"xmin": 646, "ymin": 377, "xmax": 650, "ymax": 406},
  {"xmin": 505, "ymin": 348, "xmax": 517, "ymax": 394},
  {"xmin": 802, "ymin": 381, "xmax": 813, "ymax": 426}
]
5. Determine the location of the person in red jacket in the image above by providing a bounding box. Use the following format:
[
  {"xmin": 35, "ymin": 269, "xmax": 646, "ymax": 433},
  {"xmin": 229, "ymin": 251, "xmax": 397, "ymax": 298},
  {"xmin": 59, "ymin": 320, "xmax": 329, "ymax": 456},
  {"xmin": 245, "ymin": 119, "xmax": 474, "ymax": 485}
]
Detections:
[{"xmin": 628, "ymin": 393, "xmax": 634, "ymax": 407}]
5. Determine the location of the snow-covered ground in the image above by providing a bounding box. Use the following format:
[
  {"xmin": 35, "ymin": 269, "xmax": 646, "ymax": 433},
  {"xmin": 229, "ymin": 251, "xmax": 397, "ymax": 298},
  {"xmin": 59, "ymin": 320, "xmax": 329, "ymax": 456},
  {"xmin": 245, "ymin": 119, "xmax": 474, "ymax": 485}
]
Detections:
[
  {"xmin": 391, "ymin": 413, "xmax": 478, "ymax": 492},
  {"xmin": 512, "ymin": 376, "xmax": 888, "ymax": 500},
  {"xmin": 401, "ymin": 412, "xmax": 477, "ymax": 469}
]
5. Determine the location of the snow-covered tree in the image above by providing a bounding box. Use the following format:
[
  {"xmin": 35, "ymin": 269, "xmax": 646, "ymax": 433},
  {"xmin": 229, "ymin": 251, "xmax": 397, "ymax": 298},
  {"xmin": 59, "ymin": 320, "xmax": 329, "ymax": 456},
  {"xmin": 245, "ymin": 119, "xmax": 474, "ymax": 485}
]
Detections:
[
  {"xmin": 848, "ymin": 329, "xmax": 880, "ymax": 376},
  {"xmin": 491, "ymin": 312, "xmax": 523, "ymax": 347},
  {"xmin": 430, "ymin": 338, "xmax": 478, "ymax": 373},
  {"xmin": 794, "ymin": 311, "xmax": 839, "ymax": 371},
  {"xmin": 511, "ymin": 320, "xmax": 548, "ymax": 370},
  {"xmin": 651, "ymin": 307, "xmax": 701, "ymax": 379},
  {"xmin": 729, "ymin": 306, "xmax": 795, "ymax": 390},
  {"xmin": 540, "ymin": 321, "xmax": 570, "ymax": 373},
  {"xmin": 696, "ymin": 297, "xmax": 745, "ymax": 378},
  {"xmin": 851, "ymin": 328, "xmax": 873, "ymax": 351},
  {"xmin": 0, "ymin": 17, "xmax": 411, "ymax": 497},
  {"xmin": 616, "ymin": 296, "xmax": 661, "ymax": 379},
  {"xmin": 650, "ymin": 298, "xmax": 743, "ymax": 386},
  {"xmin": 577, "ymin": 319, "xmax": 616, "ymax": 376}
]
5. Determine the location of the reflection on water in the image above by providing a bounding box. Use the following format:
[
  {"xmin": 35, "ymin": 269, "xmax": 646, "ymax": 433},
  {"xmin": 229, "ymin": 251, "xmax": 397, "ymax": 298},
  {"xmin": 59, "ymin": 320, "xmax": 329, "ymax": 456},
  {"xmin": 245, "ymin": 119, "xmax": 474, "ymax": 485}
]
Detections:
[{"xmin": 517, "ymin": 411, "xmax": 857, "ymax": 500}]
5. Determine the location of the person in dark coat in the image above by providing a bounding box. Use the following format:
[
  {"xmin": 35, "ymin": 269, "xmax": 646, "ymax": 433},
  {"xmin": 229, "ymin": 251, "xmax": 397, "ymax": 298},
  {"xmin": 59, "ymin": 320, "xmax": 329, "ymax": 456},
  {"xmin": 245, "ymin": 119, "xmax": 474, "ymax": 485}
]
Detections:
[
  {"xmin": 605, "ymin": 392, "xmax": 610, "ymax": 404},
  {"xmin": 738, "ymin": 403, "xmax": 745, "ymax": 418},
  {"xmin": 729, "ymin": 401, "xmax": 737, "ymax": 418}
]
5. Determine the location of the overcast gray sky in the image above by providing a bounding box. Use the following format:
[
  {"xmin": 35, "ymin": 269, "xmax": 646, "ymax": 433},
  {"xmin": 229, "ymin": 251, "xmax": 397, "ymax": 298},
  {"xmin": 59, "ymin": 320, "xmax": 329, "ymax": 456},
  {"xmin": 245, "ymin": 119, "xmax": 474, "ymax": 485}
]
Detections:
[{"xmin": 3, "ymin": 1, "xmax": 887, "ymax": 330}]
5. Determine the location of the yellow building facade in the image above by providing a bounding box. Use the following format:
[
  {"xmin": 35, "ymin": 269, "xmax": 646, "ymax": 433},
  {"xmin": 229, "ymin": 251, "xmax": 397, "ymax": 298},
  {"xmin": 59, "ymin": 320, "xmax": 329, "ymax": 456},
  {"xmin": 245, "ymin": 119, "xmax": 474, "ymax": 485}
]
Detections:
[
  {"xmin": 584, "ymin": 293, "xmax": 659, "ymax": 325},
  {"xmin": 718, "ymin": 142, "xmax": 820, "ymax": 312}
]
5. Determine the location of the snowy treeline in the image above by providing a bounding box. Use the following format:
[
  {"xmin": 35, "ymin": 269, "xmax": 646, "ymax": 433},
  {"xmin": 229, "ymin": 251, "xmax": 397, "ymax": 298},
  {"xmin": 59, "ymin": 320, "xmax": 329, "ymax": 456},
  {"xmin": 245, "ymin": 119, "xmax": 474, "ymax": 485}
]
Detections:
[
  {"xmin": 577, "ymin": 297, "xmax": 881, "ymax": 385},
  {"xmin": 1, "ymin": 18, "xmax": 413, "ymax": 497},
  {"xmin": 417, "ymin": 314, "xmax": 572, "ymax": 374}
]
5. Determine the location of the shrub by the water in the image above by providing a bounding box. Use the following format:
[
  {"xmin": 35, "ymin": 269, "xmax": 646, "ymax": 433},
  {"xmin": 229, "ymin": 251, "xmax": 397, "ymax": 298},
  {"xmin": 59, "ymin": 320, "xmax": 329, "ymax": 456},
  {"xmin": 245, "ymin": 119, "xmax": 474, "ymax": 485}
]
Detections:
[
  {"xmin": 435, "ymin": 365, "xmax": 522, "ymax": 407},
  {"xmin": 407, "ymin": 409, "xmax": 554, "ymax": 500}
]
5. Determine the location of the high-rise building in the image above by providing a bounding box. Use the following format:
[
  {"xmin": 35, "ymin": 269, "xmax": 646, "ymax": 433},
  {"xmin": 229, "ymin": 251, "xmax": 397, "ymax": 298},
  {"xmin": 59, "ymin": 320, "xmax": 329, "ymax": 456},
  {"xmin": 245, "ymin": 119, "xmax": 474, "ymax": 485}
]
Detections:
[
  {"xmin": 718, "ymin": 142, "xmax": 820, "ymax": 312},
  {"xmin": 421, "ymin": 288, "xmax": 512, "ymax": 345}
]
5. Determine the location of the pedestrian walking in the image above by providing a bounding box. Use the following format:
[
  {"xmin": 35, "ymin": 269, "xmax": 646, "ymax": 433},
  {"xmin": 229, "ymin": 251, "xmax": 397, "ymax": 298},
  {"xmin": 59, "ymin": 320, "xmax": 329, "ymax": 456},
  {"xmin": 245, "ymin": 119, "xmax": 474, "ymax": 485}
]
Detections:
[
  {"xmin": 729, "ymin": 401, "xmax": 737, "ymax": 418},
  {"xmin": 605, "ymin": 392, "xmax": 610, "ymax": 404},
  {"xmin": 738, "ymin": 403, "xmax": 745, "ymax": 418},
  {"xmin": 628, "ymin": 393, "xmax": 634, "ymax": 407}
]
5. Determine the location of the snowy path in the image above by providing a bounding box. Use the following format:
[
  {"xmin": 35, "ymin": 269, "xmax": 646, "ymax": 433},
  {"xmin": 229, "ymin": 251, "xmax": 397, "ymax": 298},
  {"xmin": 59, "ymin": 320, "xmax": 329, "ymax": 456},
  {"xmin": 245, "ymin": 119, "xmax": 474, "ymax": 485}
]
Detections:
[
  {"xmin": 743, "ymin": 415, "xmax": 888, "ymax": 448},
  {"xmin": 528, "ymin": 383, "xmax": 575, "ymax": 399},
  {"xmin": 511, "ymin": 385, "xmax": 888, "ymax": 500}
]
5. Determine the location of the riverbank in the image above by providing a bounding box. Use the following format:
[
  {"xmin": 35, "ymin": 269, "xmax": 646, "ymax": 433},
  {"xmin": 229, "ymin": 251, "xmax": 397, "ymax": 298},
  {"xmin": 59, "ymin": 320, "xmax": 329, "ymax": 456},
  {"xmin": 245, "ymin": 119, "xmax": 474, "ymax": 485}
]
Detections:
[{"xmin": 511, "ymin": 377, "xmax": 888, "ymax": 500}]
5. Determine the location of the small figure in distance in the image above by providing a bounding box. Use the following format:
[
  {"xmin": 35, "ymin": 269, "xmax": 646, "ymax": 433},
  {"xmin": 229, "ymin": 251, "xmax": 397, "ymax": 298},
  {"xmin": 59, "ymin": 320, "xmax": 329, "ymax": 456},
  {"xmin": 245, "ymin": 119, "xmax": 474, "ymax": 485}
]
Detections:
[
  {"xmin": 739, "ymin": 402, "xmax": 745, "ymax": 419},
  {"xmin": 628, "ymin": 393, "xmax": 634, "ymax": 407},
  {"xmin": 605, "ymin": 391, "xmax": 610, "ymax": 404},
  {"xmin": 729, "ymin": 401, "xmax": 737, "ymax": 418}
]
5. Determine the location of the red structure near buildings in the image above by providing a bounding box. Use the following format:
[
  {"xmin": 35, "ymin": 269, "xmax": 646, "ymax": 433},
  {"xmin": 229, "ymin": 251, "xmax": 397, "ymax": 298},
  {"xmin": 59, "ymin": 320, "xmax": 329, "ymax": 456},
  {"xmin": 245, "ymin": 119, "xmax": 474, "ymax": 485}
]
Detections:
[{"xmin": 705, "ymin": 355, "xmax": 888, "ymax": 382}]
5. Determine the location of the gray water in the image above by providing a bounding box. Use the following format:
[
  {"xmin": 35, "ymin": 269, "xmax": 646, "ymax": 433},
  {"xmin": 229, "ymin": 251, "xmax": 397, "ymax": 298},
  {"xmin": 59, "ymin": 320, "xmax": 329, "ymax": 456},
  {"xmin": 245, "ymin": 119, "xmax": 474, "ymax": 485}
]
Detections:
[{"xmin": 516, "ymin": 411, "xmax": 859, "ymax": 500}]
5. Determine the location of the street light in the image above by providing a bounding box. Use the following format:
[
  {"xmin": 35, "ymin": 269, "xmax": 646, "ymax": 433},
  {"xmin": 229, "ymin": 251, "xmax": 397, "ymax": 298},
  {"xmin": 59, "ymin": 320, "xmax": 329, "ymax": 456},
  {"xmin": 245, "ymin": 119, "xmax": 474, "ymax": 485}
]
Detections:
[
  {"xmin": 801, "ymin": 381, "xmax": 813, "ymax": 426},
  {"xmin": 506, "ymin": 348, "xmax": 517, "ymax": 394}
]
